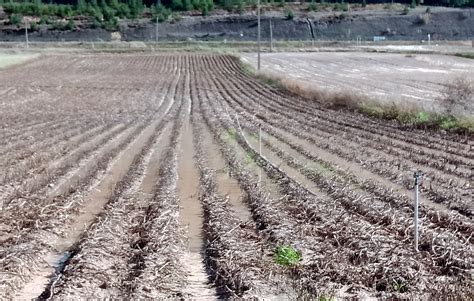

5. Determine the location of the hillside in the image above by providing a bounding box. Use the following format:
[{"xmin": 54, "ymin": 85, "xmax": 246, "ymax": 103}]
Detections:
[{"xmin": 0, "ymin": 4, "xmax": 473, "ymax": 42}]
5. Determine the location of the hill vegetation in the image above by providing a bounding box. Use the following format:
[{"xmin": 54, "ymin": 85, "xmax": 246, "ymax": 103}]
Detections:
[{"xmin": 0, "ymin": 0, "xmax": 473, "ymax": 31}]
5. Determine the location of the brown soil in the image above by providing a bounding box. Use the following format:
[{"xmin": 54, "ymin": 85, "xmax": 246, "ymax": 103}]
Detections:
[{"xmin": 0, "ymin": 53, "xmax": 471, "ymax": 299}]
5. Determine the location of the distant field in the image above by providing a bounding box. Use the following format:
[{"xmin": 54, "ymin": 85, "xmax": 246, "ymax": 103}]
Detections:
[
  {"xmin": 242, "ymin": 52, "xmax": 474, "ymax": 112},
  {"xmin": 0, "ymin": 53, "xmax": 39, "ymax": 69}
]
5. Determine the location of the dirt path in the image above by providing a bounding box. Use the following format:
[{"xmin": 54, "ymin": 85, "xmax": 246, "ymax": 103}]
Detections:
[
  {"xmin": 177, "ymin": 93, "xmax": 217, "ymax": 298},
  {"xmin": 201, "ymin": 124, "xmax": 252, "ymax": 223}
]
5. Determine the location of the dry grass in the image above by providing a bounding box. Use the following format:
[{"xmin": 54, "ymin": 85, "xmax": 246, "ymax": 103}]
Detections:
[
  {"xmin": 0, "ymin": 52, "xmax": 39, "ymax": 69},
  {"xmin": 254, "ymin": 70, "xmax": 474, "ymax": 133},
  {"xmin": 256, "ymin": 70, "xmax": 395, "ymax": 110},
  {"xmin": 440, "ymin": 77, "xmax": 473, "ymax": 115}
]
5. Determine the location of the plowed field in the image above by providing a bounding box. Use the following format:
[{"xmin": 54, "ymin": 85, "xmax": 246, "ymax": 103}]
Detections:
[
  {"xmin": 241, "ymin": 52, "xmax": 474, "ymax": 112},
  {"xmin": 0, "ymin": 53, "xmax": 472, "ymax": 299}
]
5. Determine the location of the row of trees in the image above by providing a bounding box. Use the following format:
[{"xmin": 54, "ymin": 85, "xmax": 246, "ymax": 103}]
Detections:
[{"xmin": 1, "ymin": 0, "xmax": 472, "ymax": 24}]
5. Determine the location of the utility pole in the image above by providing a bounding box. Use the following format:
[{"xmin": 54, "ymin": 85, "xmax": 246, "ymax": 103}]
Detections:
[
  {"xmin": 257, "ymin": 0, "xmax": 261, "ymax": 71},
  {"xmin": 413, "ymin": 171, "xmax": 422, "ymax": 252},
  {"xmin": 156, "ymin": 17, "xmax": 159, "ymax": 44},
  {"xmin": 269, "ymin": 19, "xmax": 273, "ymax": 52},
  {"xmin": 25, "ymin": 22, "xmax": 29, "ymax": 49}
]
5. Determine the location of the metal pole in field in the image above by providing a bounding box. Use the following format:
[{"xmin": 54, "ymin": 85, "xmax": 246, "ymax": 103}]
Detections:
[
  {"xmin": 413, "ymin": 171, "xmax": 421, "ymax": 252},
  {"xmin": 156, "ymin": 17, "xmax": 159, "ymax": 44},
  {"xmin": 25, "ymin": 23, "xmax": 29, "ymax": 49},
  {"xmin": 259, "ymin": 126, "xmax": 262, "ymax": 182},
  {"xmin": 269, "ymin": 19, "xmax": 273, "ymax": 52},
  {"xmin": 257, "ymin": 0, "xmax": 261, "ymax": 71}
]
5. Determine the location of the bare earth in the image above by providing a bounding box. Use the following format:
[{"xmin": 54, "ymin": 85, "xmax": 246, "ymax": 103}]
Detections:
[
  {"xmin": 0, "ymin": 52, "xmax": 472, "ymax": 299},
  {"xmin": 241, "ymin": 52, "xmax": 474, "ymax": 112}
]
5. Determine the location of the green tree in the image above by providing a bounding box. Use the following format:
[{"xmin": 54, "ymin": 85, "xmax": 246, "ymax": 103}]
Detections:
[
  {"xmin": 191, "ymin": 0, "xmax": 199, "ymax": 8},
  {"xmin": 171, "ymin": 0, "xmax": 183, "ymax": 10},
  {"xmin": 201, "ymin": 3, "xmax": 209, "ymax": 15},
  {"xmin": 183, "ymin": 0, "xmax": 193, "ymax": 10},
  {"xmin": 107, "ymin": 0, "xmax": 120, "ymax": 9},
  {"xmin": 77, "ymin": 0, "xmax": 87, "ymax": 13},
  {"xmin": 236, "ymin": 0, "xmax": 244, "ymax": 14}
]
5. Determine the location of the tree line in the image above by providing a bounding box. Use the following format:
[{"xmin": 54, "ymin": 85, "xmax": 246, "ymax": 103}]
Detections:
[{"xmin": 1, "ymin": 0, "xmax": 472, "ymax": 28}]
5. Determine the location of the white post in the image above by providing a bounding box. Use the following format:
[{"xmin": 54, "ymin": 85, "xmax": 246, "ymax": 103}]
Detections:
[
  {"xmin": 269, "ymin": 19, "xmax": 273, "ymax": 52},
  {"xmin": 427, "ymin": 34, "xmax": 431, "ymax": 46},
  {"xmin": 25, "ymin": 23, "xmax": 29, "ymax": 49},
  {"xmin": 414, "ymin": 172, "xmax": 421, "ymax": 252},
  {"xmin": 257, "ymin": 0, "xmax": 261, "ymax": 71}
]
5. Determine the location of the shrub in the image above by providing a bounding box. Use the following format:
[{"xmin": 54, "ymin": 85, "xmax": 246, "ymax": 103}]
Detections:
[
  {"xmin": 30, "ymin": 21, "xmax": 38, "ymax": 31},
  {"xmin": 104, "ymin": 17, "xmax": 118, "ymax": 30},
  {"xmin": 441, "ymin": 77, "xmax": 473, "ymax": 115},
  {"xmin": 410, "ymin": 0, "xmax": 416, "ymax": 8},
  {"xmin": 285, "ymin": 9, "xmax": 294, "ymax": 20},
  {"xmin": 402, "ymin": 6, "xmax": 410, "ymax": 15},
  {"xmin": 39, "ymin": 15, "xmax": 49, "ymax": 24},
  {"xmin": 91, "ymin": 19, "xmax": 101, "ymax": 28},
  {"xmin": 171, "ymin": 12, "xmax": 182, "ymax": 23},
  {"xmin": 415, "ymin": 13, "xmax": 430, "ymax": 25},
  {"xmin": 65, "ymin": 19, "xmax": 75, "ymax": 30},
  {"xmin": 9, "ymin": 14, "xmax": 22, "ymax": 26},
  {"xmin": 51, "ymin": 21, "xmax": 65, "ymax": 30},
  {"xmin": 308, "ymin": 0, "xmax": 317, "ymax": 11}
]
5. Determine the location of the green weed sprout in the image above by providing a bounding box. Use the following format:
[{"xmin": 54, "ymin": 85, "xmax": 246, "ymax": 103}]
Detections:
[{"xmin": 273, "ymin": 245, "xmax": 301, "ymax": 267}]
